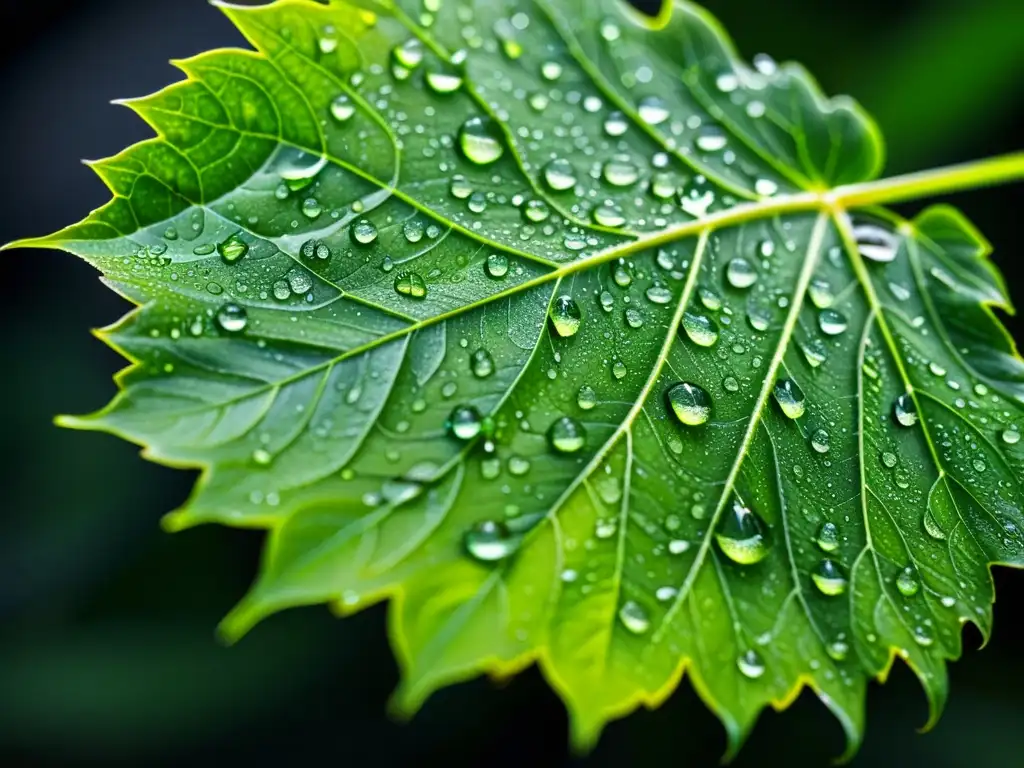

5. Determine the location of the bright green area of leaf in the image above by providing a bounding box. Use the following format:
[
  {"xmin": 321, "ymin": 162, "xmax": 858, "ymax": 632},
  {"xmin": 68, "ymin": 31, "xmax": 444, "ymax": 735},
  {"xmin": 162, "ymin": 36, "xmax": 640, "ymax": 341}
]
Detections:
[{"xmin": 7, "ymin": 0, "xmax": 1024, "ymax": 758}]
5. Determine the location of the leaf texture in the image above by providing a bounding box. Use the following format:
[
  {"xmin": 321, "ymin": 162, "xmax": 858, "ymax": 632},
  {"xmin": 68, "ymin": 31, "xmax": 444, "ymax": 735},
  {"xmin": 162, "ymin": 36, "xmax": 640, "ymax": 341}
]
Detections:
[{"xmin": 10, "ymin": 0, "xmax": 1024, "ymax": 756}]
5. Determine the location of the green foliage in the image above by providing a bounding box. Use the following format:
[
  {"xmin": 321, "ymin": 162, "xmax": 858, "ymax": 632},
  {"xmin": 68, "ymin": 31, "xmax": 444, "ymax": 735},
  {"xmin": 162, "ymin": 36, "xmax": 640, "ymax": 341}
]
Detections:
[{"xmin": 7, "ymin": 0, "xmax": 1024, "ymax": 757}]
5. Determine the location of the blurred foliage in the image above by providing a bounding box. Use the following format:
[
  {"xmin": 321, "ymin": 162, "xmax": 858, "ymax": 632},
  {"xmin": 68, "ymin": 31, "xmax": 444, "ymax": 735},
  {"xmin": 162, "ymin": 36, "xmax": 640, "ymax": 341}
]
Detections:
[{"xmin": 0, "ymin": 1, "xmax": 1020, "ymax": 766}]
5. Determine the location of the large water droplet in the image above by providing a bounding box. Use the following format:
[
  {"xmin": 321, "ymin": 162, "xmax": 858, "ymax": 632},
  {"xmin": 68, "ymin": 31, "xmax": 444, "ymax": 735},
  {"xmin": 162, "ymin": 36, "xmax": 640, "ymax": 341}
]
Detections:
[
  {"xmin": 301, "ymin": 238, "xmax": 331, "ymax": 261},
  {"xmin": 278, "ymin": 151, "xmax": 327, "ymax": 192},
  {"xmin": 681, "ymin": 312, "xmax": 719, "ymax": 347},
  {"xmin": 810, "ymin": 428, "xmax": 830, "ymax": 454},
  {"xmin": 716, "ymin": 501, "xmax": 770, "ymax": 565},
  {"xmin": 604, "ymin": 111, "xmax": 629, "ymax": 137},
  {"xmin": 218, "ymin": 233, "xmax": 249, "ymax": 263},
  {"xmin": 808, "ymin": 279, "xmax": 834, "ymax": 309},
  {"xmin": 593, "ymin": 202, "xmax": 626, "ymax": 228},
  {"xmin": 392, "ymin": 38, "xmax": 424, "ymax": 70},
  {"xmin": 773, "ymin": 378, "xmax": 806, "ymax": 420},
  {"xmin": 737, "ymin": 649, "xmax": 766, "ymax": 679},
  {"xmin": 459, "ymin": 116, "xmax": 504, "ymax": 165},
  {"xmin": 577, "ymin": 385, "xmax": 597, "ymax": 411},
  {"xmin": 464, "ymin": 520, "xmax": 518, "ymax": 562},
  {"xmin": 646, "ymin": 285, "xmax": 673, "ymax": 305},
  {"xmin": 1002, "ymin": 427, "xmax": 1021, "ymax": 445},
  {"xmin": 618, "ymin": 600, "xmax": 650, "ymax": 634},
  {"xmin": 667, "ymin": 382, "xmax": 712, "ymax": 426},
  {"xmin": 470, "ymin": 348, "xmax": 495, "ymax": 378},
  {"xmin": 330, "ymin": 94, "xmax": 355, "ymax": 122},
  {"xmin": 485, "ymin": 253, "xmax": 509, "ymax": 278},
  {"xmin": 550, "ymin": 295, "xmax": 582, "ymax": 337},
  {"xmin": 549, "ymin": 416, "xmax": 586, "ymax": 454},
  {"xmin": 352, "ymin": 218, "xmax": 378, "ymax": 245},
  {"xmin": 818, "ymin": 309, "xmax": 848, "ymax": 336},
  {"xmin": 892, "ymin": 394, "xmax": 918, "ymax": 427},
  {"xmin": 394, "ymin": 272, "xmax": 427, "ymax": 299},
  {"xmin": 812, "ymin": 559, "xmax": 848, "ymax": 596},
  {"xmin": 816, "ymin": 521, "xmax": 839, "ymax": 553},
  {"xmin": 853, "ymin": 223, "xmax": 899, "ymax": 263},
  {"xmin": 216, "ymin": 303, "xmax": 248, "ymax": 333},
  {"xmin": 602, "ymin": 159, "xmax": 639, "ymax": 187},
  {"xmin": 447, "ymin": 405, "xmax": 483, "ymax": 440},
  {"xmin": 637, "ymin": 96, "xmax": 669, "ymax": 125},
  {"xmin": 895, "ymin": 567, "xmax": 920, "ymax": 597},
  {"xmin": 543, "ymin": 158, "xmax": 577, "ymax": 191},
  {"xmin": 695, "ymin": 127, "xmax": 727, "ymax": 152},
  {"xmin": 725, "ymin": 257, "xmax": 758, "ymax": 289},
  {"xmin": 922, "ymin": 507, "xmax": 946, "ymax": 540}
]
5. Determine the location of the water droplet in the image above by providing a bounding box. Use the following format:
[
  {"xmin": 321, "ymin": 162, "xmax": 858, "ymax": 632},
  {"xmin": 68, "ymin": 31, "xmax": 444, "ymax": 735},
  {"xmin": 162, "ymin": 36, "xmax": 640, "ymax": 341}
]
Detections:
[
  {"xmin": 252, "ymin": 448, "xmax": 272, "ymax": 466},
  {"xmin": 611, "ymin": 360, "xmax": 627, "ymax": 380},
  {"xmin": 625, "ymin": 307, "xmax": 644, "ymax": 329},
  {"xmin": 216, "ymin": 303, "xmax": 248, "ymax": 333},
  {"xmin": 602, "ymin": 159, "xmax": 639, "ymax": 187},
  {"xmin": 716, "ymin": 501, "xmax": 770, "ymax": 565},
  {"xmin": 737, "ymin": 649, "xmax": 765, "ymax": 679},
  {"xmin": 426, "ymin": 70, "xmax": 463, "ymax": 93},
  {"xmin": 458, "ymin": 116, "xmax": 504, "ymax": 165},
  {"xmin": 895, "ymin": 567, "xmax": 919, "ymax": 597},
  {"xmin": 485, "ymin": 253, "xmax": 509, "ymax": 278},
  {"xmin": 464, "ymin": 520, "xmax": 518, "ymax": 562},
  {"xmin": 773, "ymin": 379, "xmax": 806, "ymax": 420},
  {"xmin": 922, "ymin": 507, "xmax": 946, "ymax": 540},
  {"xmin": 1002, "ymin": 428, "xmax": 1021, "ymax": 445},
  {"xmin": 667, "ymin": 382, "xmax": 712, "ymax": 426},
  {"xmin": 812, "ymin": 559, "xmax": 848, "ymax": 596},
  {"xmin": 604, "ymin": 111, "xmax": 629, "ymax": 137},
  {"xmin": 747, "ymin": 305, "xmax": 771, "ymax": 332},
  {"xmin": 853, "ymin": 223, "xmax": 899, "ymax": 263},
  {"xmin": 818, "ymin": 309, "xmax": 848, "ymax": 336},
  {"xmin": 723, "ymin": 376, "xmax": 740, "ymax": 393},
  {"xmin": 301, "ymin": 238, "xmax": 331, "ymax": 261},
  {"xmin": 301, "ymin": 197, "xmax": 322, "ymax": 219},
  {"xmin": 218, "ymin": 233, "xmax": 248, "ymax": 263},
  {"xmin": 594, "ymin": 202, "xmax": 626, "ymax": 227},
  {"xmin": 695, "ymin": 127, "xmax": 727, "ymax": 152},
  {"xmin": 637, "ymin": 96, "xmax": 669, "ymax": 125},
  {"xmin": 655, "ymin": 586, "xmax": 678, "ymax": 602},
  {"xmin": 548, "ymin": 416, "xmax": 586, "ymax": 454},
  {"xmin": 618, "ymin": 600, "xmax": 650, "ymax": 634},
  {"xmin": 403, "ymin": 221, "xmax": 425, "ymax": 243},
  {"xmin": 540, "ymin": 60, "xmax": 562, "ymax": 80},
  {"xmin": 754, "ymin": 178, "xmax": 778, "ymax": 197},
  {"xmin": 816, "ymin": 522, "xmax": 839, "ymax": 553},
  {"xmin": 550, "ymin": 295, "xmax": 582, "ymax": 337},
  {"xmin": 352, "ymin": 218, "xmax": 378, "ymax": 245},
  {"xmin": 287, "ymin": 268, "xmax": 313, "ymax": 294},
  {"xmin": 681, "ymin": 312, "xmax": 719, "ymax": 347},
  {"xmin": 801, "ymin": 338, "xmax": 828, "ymax": 368},
  {"xmin": 811, "ymin": 428, "xmax": 830, "ymax": 454},
  {"xmin": 470, "ymin": 348, "xmax": 495, "ymax": 378},
  {"xmin": 507, "ymin": 455, "xmax": 531, "ymax": 476},
  {"xmin": 826, "ymin": 640, "xmax": 849, "ymax": 662},
  {"xmin": 447, "ymin": 405, "xmax": 483, "ymax": 440},
  {"xmin": 698, "ymin": 287, "xmax": 722, "ymax": 311},
  {"xmin": 394, "ymin": 272, "xmax": 427, "ymax": 299},
  {"xmin": 881, "ymin": 451, "xmax": 898, "ymax": 468},
  {"xmin": 278, "ymin": 151, "xmax": 327, "ymax": 192},
  {"xmin": 646, "ymin": 285, "xmax": 673, "ymax": 305},
  {"xmin": 330, "ymin": 94, "xmax": 355, "ymax": 122},
  {"xmin": 543, "ymin": 158, "xmax": 577, "ymax": 191},
  {"xmin": 808, "ymin": 279, "xmax": 834, "ymax": 309},
  {"xmin": 577, "ymin": 385, "xmax": 597, "ymax": 410},
  {"xmin": 892, "ymin": 394, "xmax": 918, "ymax": 427},
  {"xmin": 725, "ymin": 257, "xmax": 758, "ymax": 289}
]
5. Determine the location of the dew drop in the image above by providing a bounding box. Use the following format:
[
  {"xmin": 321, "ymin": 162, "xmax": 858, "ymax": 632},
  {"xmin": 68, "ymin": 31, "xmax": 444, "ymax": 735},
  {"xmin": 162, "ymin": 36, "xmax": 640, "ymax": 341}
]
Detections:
[
  {"xmin": 725, "ymin": 257, "xmax": 758, "ymax": 289},
  {"xmin": 549, "ymin": 295, "xmax": 582, "ymax": 338},
  {"xmin": 637, "ymin": 96, "xmax": 669, "ymax": 125},
  {"xmin": 892, "ymin": 394, "xmax": 918, "ymax": 427},
  {"xmin": 923, "ymin": 507, "xmax": 946, "ymax": 541},
  {"xmin": 216, "ymin": 303, "xmax": 248, "ymax": 333},
  {"xmin": 604, "ymin": 111, "xmax": 629, "ymax": 137},
  {"xmin": 602, "ymin": 159, "xmax": 639, "ymax": 187},
  {"xmin": 217, "ymin": 233, "xmax": 249, "ymax": 263},
  {"xmin": 425, "ymin": 70, "xmax": 464, "ymax": 93},
  {"xmin": 394, "ymin": 272, "xmax": 427, "ymax": 299},
  {"xmin": 818, "ymin": 309, "xmax": 848, "ymax": 336},
  {"xmin": 695, "ymin": 127, "xmax": 727, "ymax": 152},
  {"xmin": 287, "ymin": 269, "xmax": 313, "ymax": 294},
  {"xmin": 895, "ymin": 567, "xmax": 920, "ymax": 597},
  {"xmin": 458, "ymin": 116, "xmax": 505, "ymax": 165},
  {"xmin": 330, "ymin": 94, "xmax": 356, "ymax": 122},
  {"xmin": 447, "ymin": 405, "xmax": 483, "ymax": 441},
  {"xmin": 594, "ymin": 202, "xmax": 626, "ymax": 227},
  {"xmin": 811, "ymin": 428, "xmax": 830, "ymax": 454},
  {"xmin": 618, "ymin": 601, "xmax": 650, "ymax": 634},
  {"xmin": 301, "ymin": 238, "xmax": 331, "ymax": 261},
  {"xmin": 826, "ymin": 640, "xmax": 849, "ymax": 662},
  {"xmin": 808, "ymin": 279, "xmax": 834, "ymax": 309},
  {"xmin": 812, "ymin": 559, "xmax": 848, "ymax": 596},
  {"xmin": 1002, "ymin": 428, "xmax": 1020, "ymax": 445},
  {"xmin": 667, "ymin": 382, "xmax": 712, "ymax": 426},
  {"xmin": 716, "ymin": 501, "xmax": 770, "ymax": 565},
  {"xmin": 540, "ymin": 60, "xmax": 563, "ymax": 81},
  {"xmin": 352, "ymin": 218, "xmax": 378, "ymax": 245},
  {"xmin": 737, "ymin": 649, "xmax": 766, "ymax": 679},
  {"xmin": 577, "ymin": 385, "xmax": 598, "ymax": 411},
  {"xmin": 816, "ymin": 521, "xmax": 839, "ymax": 553},
  {"xmin": 624, "ymin": 307, "xmax": 644, "ymax": 329},
  {"xmin": 681, "ymin": 312, "xmax": 719, "ymax": 347},
  {"xmin": 646, "ymin": 285, "xmax": 673, "ymax": 305},
  {"xmin": 853, "ymin": 223, "xmax": 899, "ymax": 263},
  {"xmin": 548, "ymin": 416, "xmax": 586, "ymax": 454},
  {"xmin": 486, "ymin": 253, "xmax": 509, "ymax": 278},
  {"xmin": 470, "ymin": 348, "xmax": 495, "ymax": 378},
  {"xmin": 301, "ymin": 197, "xmax": 322, "ymax": 219},
  {"xmin": 464, "ymin": 520, "xmax": 518, "ymax": 562},
  {"xmin": 543, "ymin": 158, "xmax": 577, "ymax": 191},
  {"xmin": 773, "ymin": 378, "xmax": 806, "ymax": 420}
]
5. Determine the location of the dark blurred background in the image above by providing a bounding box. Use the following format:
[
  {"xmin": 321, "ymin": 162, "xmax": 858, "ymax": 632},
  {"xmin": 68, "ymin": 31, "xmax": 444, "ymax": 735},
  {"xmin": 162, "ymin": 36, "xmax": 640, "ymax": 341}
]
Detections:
[{"xmin": 1, "ymin": 1, "xmax": 1022, "ymax": 765}]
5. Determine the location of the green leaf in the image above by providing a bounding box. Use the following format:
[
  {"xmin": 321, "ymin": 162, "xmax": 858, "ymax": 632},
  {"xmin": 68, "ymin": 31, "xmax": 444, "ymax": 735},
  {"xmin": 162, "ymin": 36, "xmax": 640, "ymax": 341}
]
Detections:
[{"xmin": 7, "ymin": 0, "xmax": 1024, "ymax": 757}]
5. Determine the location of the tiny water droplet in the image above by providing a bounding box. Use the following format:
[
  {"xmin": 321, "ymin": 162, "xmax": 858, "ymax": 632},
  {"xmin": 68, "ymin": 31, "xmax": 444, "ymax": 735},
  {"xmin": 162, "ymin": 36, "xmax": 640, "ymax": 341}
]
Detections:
[
  {"xmin": 550, "ymin": 295, "xmax": 582, "ymax": 337},
  {"xmin": 548, "ymin": 416, "xmax": 586, "ymax": 454},
  {"xmin": 602, "ymin": 159, "xmax": 639, "ymax": 187},
  {"xmin": 695, "ymin": 126, "xmax": 727, "ymax": 152},
  {"xmin": 716, "ymin": 501, "xmax": 770, "ymax": 565},
  {"xmin": 611, "ymin": 360, "xmax": 627, "ymax": 380},
  {"xmin": 594, "ymin": 202, "xmax": 626, "ymax": 227},
  {"xmin": 667, "ymin": 382, "xmax": 712, "ymax": 426},
  {"xmin": 773, "ymin": 378, "xmax": 806, "ymax": 420},
  {"xmin": 812, "ymin": 559, "xmax": 848, "ymax": 596}
]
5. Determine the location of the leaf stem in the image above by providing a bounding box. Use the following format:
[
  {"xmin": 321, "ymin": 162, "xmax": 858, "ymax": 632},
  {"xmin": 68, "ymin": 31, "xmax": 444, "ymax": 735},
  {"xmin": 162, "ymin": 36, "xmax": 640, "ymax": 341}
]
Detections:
[{"xmin": 832, "ymin": 151, "xmax": 1024, "ymax": 208}]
